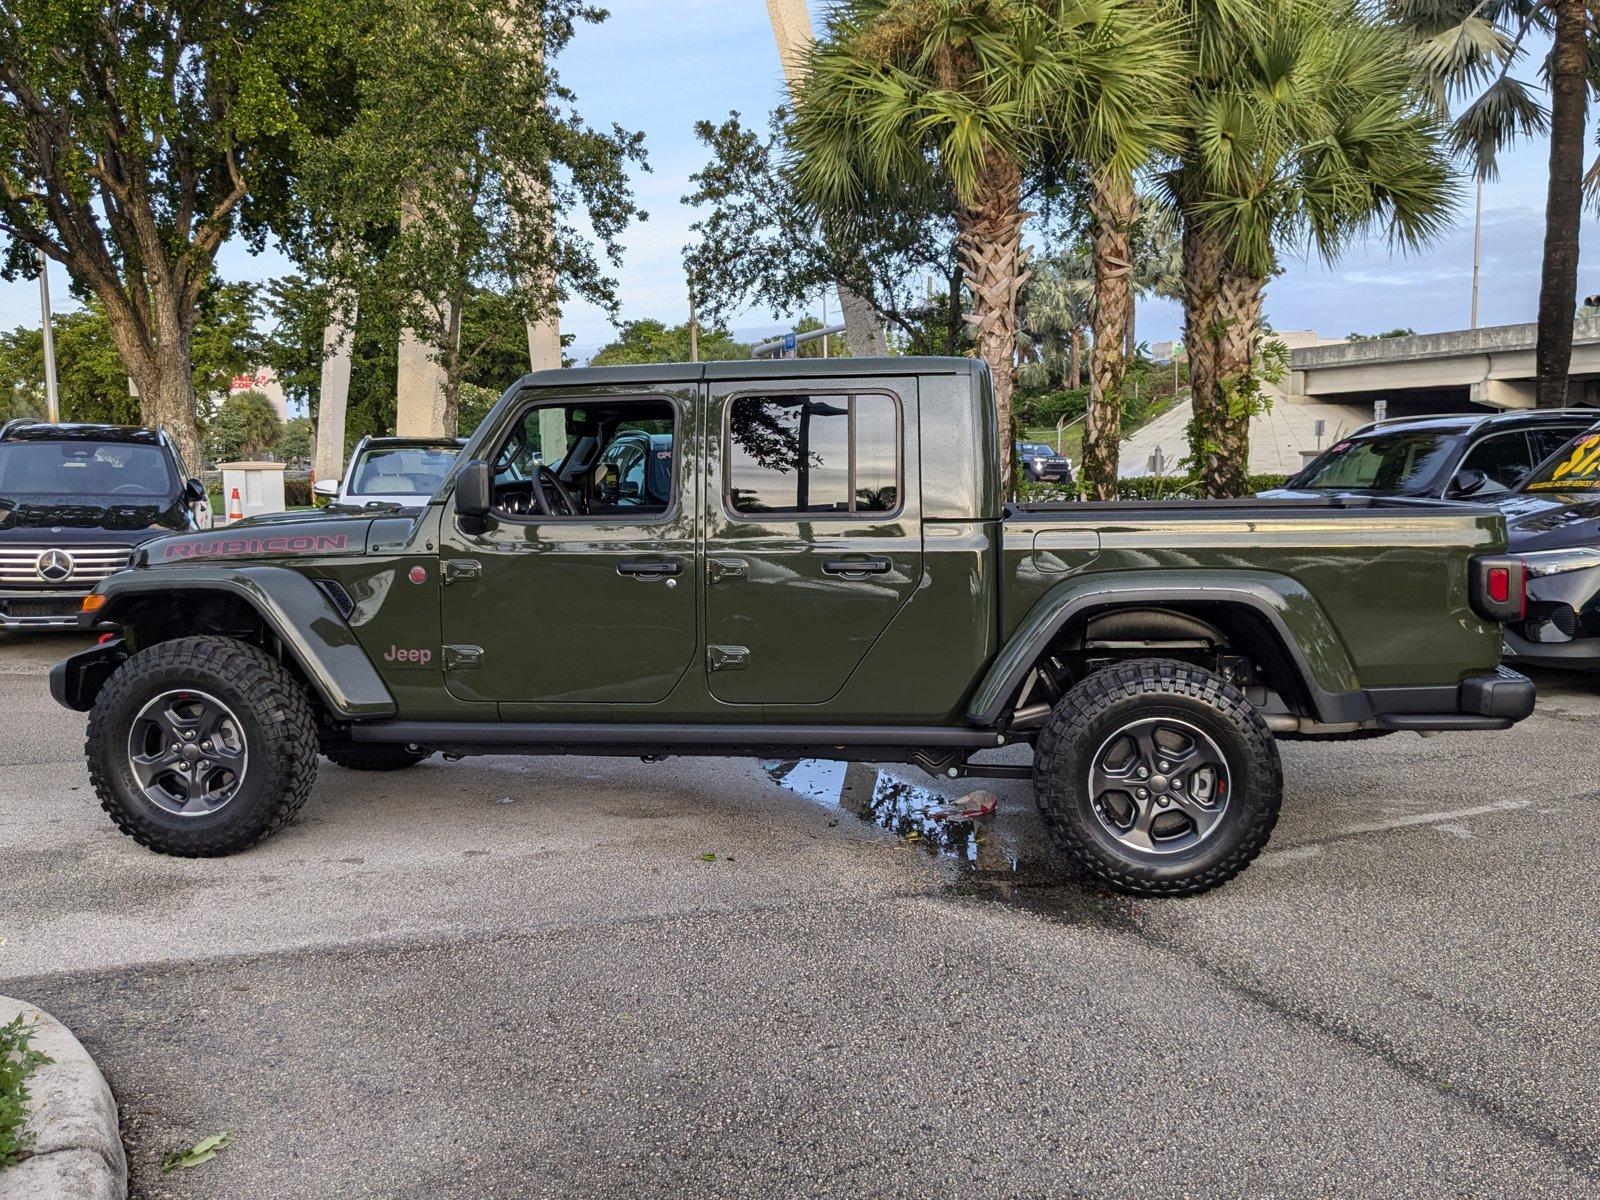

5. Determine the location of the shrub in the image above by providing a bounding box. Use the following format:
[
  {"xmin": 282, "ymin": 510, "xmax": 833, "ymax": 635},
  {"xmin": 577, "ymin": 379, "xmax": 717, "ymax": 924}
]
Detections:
[
  {"xmin": 1017, "ymin": 473, "xmax": 1292, "ymax": 504},
  {"xmin": 0, "ymin": 1014, "xmax": 51, "ymax": 1168}
]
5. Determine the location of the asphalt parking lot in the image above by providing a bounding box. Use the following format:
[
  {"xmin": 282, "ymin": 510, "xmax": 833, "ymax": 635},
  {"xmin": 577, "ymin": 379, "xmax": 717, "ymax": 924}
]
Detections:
[{"xmin": 2, "ymin": 631, "xmax": 1598, "ymax": 1198}]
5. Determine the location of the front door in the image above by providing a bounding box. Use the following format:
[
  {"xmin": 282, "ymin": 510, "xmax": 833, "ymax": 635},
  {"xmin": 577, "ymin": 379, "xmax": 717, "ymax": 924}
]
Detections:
[
  {"xmin": 439, "ymin": 387, "xmax": 698, "ymax": 707},
  {"xmin": 703, "ymin": 379, "xmax": 922, "ymax": 705}
]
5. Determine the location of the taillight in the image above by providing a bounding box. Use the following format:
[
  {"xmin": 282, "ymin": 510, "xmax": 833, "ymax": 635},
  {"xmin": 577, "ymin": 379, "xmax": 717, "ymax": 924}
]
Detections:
[{"xmin": 1471, "ymin": 555, "xmax": 1526, "ymax": 622}]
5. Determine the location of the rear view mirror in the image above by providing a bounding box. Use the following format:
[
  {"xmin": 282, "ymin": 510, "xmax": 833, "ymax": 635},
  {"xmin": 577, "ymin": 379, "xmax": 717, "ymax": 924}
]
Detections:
[
  {"xmin": 455, "ymin": 459, "xmax": 492, "ymax": 532},
  {"xmin": 312, "ymin": 478, "xmax": 339, "ymax": 498},
  {"xmin": 184, "ymin": 477, "xmax": 207, "ymax": 503},
  {"xmin": 1450, "ymin": 468, "xmax": 1489, "ymax": 497}
]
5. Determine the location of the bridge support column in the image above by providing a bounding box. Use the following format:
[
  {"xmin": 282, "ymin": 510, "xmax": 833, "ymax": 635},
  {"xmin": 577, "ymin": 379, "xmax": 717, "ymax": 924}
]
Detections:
[{"xmin": 1470, "ymin": 379, "xmax": 1537, "ymax": 410}]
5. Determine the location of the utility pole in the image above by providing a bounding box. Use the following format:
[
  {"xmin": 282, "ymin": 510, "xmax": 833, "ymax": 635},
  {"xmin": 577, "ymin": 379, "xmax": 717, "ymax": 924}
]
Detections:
[
  {"xmin": 1470, "ymin": 177, "xmax": 1483, "ymax": 330},
  {"xmin": 688, "ymin": 275, "xmax": 700, "ymax": 363},
  {"xmin": 37, "ymin": 250, "xmax": 60, "ymax": 423}
]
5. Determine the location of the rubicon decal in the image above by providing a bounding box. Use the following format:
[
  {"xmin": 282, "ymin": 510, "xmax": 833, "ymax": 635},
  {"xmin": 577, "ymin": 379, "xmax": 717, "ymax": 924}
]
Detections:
[{"xmin": 161, "ymin": 533, "xmax": 350, "ymax": 560}]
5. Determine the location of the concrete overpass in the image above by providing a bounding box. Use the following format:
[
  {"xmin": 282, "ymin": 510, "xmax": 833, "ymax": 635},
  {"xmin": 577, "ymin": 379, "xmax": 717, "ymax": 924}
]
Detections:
[{"xmin": 1290, "ymin": 318, "xmax": 1600, "ymax": 411}]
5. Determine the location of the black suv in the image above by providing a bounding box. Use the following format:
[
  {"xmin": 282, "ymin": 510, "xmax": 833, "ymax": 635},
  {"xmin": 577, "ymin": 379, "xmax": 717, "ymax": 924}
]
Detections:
[
  {"xmin": 0, "ymin": 422, "xmax": 204, "ymax": 629},
  {"xmin": 1259, "ymin": 409, "xmax": 1598, "ymax": 502}
]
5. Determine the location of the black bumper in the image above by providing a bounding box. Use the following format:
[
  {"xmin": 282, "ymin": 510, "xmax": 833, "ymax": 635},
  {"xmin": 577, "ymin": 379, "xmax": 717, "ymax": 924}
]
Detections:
[
  {"xmin": 1372, "ymin": 667, "xmax": 1536, "ymax": 732},
  {"xmin": 49, "ymin": 638, "xmax": 128, "ymax": 712}
]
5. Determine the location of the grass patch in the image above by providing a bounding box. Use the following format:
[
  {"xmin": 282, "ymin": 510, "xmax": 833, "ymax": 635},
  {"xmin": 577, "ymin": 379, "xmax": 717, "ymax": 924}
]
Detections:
[{"xmin": 0, "ymin": 1014, "xmax": 51, "ymax": 1168}]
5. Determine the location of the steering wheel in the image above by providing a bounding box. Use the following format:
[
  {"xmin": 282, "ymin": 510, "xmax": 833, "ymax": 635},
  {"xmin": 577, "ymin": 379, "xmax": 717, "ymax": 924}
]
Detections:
[{"xmin": 532, "ymin": 466, "xmax": 578, "ymax": 517}]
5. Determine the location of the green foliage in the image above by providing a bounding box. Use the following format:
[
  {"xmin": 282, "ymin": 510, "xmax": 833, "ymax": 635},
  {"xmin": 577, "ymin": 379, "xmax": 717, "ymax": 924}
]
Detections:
[
  {"xmin": 683, "ymin": 109, "xmax": 964, "ymax": 354},
  {"xmin": 0, "ymin": 1014, "xmax": 51, "ymax": 1169},
  {"xmin": 294, "ymin": 0, "xmax": 647, "ymax": 410},
  {"xmin": 589, "ymin": 319, "xmax": 749, "ymax": 367},
  {"xmin": 279, "ymin": 416, "xmax": 314, "ymax": 464},
  {"xmin": 1018, "ymin": 473, "xmax": 1291, "ymax": 504},
  {"xmin": 163, "ymin": 1131, "xmax": 232, "ymax": 1173},
  {"xmin": 1346, "ymin": 327, "xmax": 1418, "ymax": 341},
  {"xmin": 0, "ymin": 287, "xmax": 260, "ymax": 427},
  {"xmin": 207, "ymin": 391, "xmax": 282, "ymax": 464}
]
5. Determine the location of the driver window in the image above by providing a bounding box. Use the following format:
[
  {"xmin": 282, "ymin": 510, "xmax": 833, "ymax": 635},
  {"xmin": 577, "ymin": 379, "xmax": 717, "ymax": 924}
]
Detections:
[{"xmin": 490, "ymin": 398, "xmax": 676, "ymax": 519}]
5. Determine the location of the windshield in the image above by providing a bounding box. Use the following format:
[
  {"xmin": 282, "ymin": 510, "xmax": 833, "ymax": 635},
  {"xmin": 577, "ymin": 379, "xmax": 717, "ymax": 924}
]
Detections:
[
  {"xmin": 1522, "ymin": 430, "xmax": 1600, "ymax": 493},
  {"xmin": 348, "ymin": 446, "xmax": 460, "ymax": 497},
  {"xmin": 0, "ymin": 440, "xmax": 176, "ymax": 497},
  {"xmin": 1018, "ymin": 443, "xmax": 1054, "ymax": 457},
  {"xmin": 1292, "ymin": 430, "xmax": 1458, "ymax": 491}
]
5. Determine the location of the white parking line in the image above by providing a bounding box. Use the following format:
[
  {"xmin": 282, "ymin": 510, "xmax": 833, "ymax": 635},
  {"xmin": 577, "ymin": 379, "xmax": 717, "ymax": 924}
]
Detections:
[{"xmin": 1264, "ymin": 798, "xmax": 1533, "ymax": 863}]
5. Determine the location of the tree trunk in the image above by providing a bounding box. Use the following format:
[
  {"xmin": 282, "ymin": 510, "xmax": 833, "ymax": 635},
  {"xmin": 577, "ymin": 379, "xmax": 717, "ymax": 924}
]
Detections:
[
  {"xmin": 1083, "ymin": 174, "xmax": 1137, "ymax": 499},
  {"xmin": 1182, "ymin": 218, "xmax": 1262, "ymax": 498},
  {"xmin": 1536, "ymin": 0, "xmax": 1588, "ymax": 408},
  {"xmin": 956, "ymin": 151, "xmax": 1026, "ymax": 497},
  {"xmin": 1070, "ymin": 328, "xmax": 1082, "ymax": 390},
  {"xmin": 98, "ymin": 285, "xmax": 203, "ymax": 474},
  {"xmin": 837, "ymin": 283, "xmax": 889, "ymax": 357}
]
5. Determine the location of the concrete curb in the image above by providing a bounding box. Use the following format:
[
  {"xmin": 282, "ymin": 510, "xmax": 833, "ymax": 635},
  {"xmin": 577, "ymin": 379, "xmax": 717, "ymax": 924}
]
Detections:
[{"xmin": 0, "ymin": 997, "xmax": 126, "ymax": 1200}]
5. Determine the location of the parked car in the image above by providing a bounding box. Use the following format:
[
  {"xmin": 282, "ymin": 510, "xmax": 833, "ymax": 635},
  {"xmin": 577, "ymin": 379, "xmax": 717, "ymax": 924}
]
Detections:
[
  {"xmin": 1258, "ymin": 409, "xmax": 1597, "ymax": 502},
  {"xmin": 1016, "ymin": 440, "xmax": 1074, "ymax": 484},
  {"xmin": 1484, "ymin": 424, "xmax": 1600, "ymax": 671},
  {"xmin": 54, "ymin": 358, "xmax": 1533, "ymax": 897},
  {"xmin": 0, "ymin": 422, "xmax": 205, "ymax": 629},
  {"xmin": 314, "ymin": 436, "xmax": 465, "ymax": 511}
]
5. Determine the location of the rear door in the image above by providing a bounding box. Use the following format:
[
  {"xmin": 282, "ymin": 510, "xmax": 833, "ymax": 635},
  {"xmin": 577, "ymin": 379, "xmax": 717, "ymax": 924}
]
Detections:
[{"xmin": 703, "ymin": 377, "xmax": 921, "ymax": 705}]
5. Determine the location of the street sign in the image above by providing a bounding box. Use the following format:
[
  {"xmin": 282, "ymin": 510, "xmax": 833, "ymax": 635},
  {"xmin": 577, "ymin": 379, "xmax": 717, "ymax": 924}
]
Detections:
[{"xmin": 782, "ymin": 332, "xmax": 797, "ymax": 359}]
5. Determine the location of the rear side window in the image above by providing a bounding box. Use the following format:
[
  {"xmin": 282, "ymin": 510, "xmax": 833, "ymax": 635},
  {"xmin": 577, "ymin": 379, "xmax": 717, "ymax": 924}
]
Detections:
[
  {"xmin": 727, "ymin": 393, "xmax": 899, "ymax": 515},
  {"xmin": 1529, "ymin": 426, "xmax": 1586, "ymax": 464}
]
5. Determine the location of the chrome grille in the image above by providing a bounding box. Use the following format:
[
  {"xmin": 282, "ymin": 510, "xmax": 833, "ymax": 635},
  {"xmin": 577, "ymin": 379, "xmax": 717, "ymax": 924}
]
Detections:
[{"xmin": 0, "ymin": 545, "xmax": 131, "ymax": 587}]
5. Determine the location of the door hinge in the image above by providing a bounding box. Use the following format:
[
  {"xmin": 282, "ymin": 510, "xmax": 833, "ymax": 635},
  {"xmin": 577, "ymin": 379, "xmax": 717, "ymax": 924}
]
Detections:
[
  {"xmin": 708, "ymin": 556, "xmax": 747, "ymax": 584},
  {"xmin": 443, "ymin": 644, "xmax": 484, "ymax": 671},
  {"xmin": 442, "ymin": 559, "xmax": 481, "ymax": 585},
  {"xmin": 707, "ymin": 644, "xmax": 751, "ymax": 672}
]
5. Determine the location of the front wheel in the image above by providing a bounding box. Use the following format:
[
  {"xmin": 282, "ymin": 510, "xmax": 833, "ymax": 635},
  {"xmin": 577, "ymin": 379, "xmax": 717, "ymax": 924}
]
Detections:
[
  {"xmin": 85, "ymin": 636, "xmax": 319, "ymax": 856},
  {"xmin": 1033, "ymin": 659, "xmax": 1282, "ymax": 897}
]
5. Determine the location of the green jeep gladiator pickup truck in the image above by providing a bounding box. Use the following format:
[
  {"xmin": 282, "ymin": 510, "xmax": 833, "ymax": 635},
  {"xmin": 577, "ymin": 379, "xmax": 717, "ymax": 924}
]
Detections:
[{"xmin": 51, "ymin": 358, "xmax": 1535, "ymax": 895}]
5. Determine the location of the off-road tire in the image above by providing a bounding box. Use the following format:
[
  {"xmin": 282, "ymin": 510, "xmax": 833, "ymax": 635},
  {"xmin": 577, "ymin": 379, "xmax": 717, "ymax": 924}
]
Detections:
[
  {"xmin": 322, "ymin": 743, "xmax": 434, "ymax": 771},
  {"xmin": 1033, "ymin": 658, "xmax": 1282, "ymax": 897},
  {"xmin": 86, "ymin": 636, "xmax": 319, "ymax": 856}
]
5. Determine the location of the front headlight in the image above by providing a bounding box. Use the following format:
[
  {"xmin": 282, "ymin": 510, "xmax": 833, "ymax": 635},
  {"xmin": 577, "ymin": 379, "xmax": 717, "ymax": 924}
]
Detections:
[{"xmin": 1519, "ymin": 547, "xmax": 1600, "ymax": 578}]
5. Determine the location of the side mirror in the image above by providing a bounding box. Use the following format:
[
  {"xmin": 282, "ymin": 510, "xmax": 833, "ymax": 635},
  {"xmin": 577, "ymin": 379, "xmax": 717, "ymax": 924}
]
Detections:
[
  {"xmin": 455, "ymin": 459, "xmax": 492, "ymax": 532},
  {"xmin": 1450, "ymin": 468, "xmax": 1489, "ymax": 498},
  {"xmin": 312, "ymin": 478, "xmax": 340, "ymax": 498},
  {"xmin": 184, "ymin": 477, "xmax": 207, "ymax": 503}
]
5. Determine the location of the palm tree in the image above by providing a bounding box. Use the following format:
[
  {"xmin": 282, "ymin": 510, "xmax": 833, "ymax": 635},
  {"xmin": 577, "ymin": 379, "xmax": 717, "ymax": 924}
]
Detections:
[
  {"xmin": 1388, "ymin": 2, "xmax": 1588, "ymax": 407},
  {"xmin": 1171, "ymin": 0, "xmax": 1457, "ymax": 497},
  {"xmin": 788, "ymin": 0, "xmax": 1180, "ymax": 495},
  {"xmin": 1020, "ymin": 247, "xmax": 1093, "ymax": 390}
]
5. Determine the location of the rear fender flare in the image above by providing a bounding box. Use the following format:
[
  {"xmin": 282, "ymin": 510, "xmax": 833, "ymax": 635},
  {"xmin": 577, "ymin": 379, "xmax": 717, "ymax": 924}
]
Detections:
[
  {"xmin": 967, "ymin": 570, "xmax": 1364, "ymax": 726},
  {"xmin": 90, "ymin": 565, "xmax": 396, "ymax": 719}
]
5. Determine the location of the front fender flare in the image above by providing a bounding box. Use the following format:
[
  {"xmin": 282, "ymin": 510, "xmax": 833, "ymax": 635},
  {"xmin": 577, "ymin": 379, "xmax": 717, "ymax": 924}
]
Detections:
[
  {"xmin": 89, "ymin": 565, "xmax": 396, "ymax": 719},
  {"xmin": 966, "ymin": 570, "xmax": 1364, "ymax": 726}
]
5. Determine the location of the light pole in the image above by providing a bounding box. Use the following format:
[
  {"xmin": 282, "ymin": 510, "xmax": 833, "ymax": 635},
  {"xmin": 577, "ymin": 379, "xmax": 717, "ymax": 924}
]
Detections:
[
  {"xmin": 38, "ymin": 250, "xmax": 60, "ymax": 423},
  {"xmin": 1470, "ymin": 176, "xmax": 1484, "ymax": 330}
]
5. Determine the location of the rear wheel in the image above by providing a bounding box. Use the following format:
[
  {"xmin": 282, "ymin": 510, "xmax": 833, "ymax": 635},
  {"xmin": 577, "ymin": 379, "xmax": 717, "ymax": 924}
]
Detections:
[
  {"xmin": 1033, "ymin": 659, "xmax": 1282, "ymax": 897},
  {"xmin": 86, "ymin": 636, "xmax": 319, "ymax": 856}
]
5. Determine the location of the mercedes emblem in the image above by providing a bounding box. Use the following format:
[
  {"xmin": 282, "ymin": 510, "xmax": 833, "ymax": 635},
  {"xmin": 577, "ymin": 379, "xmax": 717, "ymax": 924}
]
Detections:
[{"xmin": 36, "ymin": 549, "xmax": 74, "ymax": 583}]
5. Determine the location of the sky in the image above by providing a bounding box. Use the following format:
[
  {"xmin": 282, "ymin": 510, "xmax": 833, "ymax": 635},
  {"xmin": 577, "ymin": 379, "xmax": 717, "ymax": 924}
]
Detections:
[{"xmin": 3, "ymin": 0, "xmax": 1598, "ymax": 366}]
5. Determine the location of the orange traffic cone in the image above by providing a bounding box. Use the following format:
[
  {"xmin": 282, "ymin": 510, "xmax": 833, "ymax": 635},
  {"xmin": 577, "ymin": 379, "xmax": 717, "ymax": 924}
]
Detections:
[{"xmin": 227, "ymin": 487, "xmax": 243, "ymax": 523}]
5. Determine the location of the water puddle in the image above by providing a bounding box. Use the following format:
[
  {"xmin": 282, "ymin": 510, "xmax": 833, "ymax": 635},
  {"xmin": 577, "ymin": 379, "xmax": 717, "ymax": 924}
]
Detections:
[
  {"xmin": 763, "ymin": 758, "xmax": 1143, "ymax": 926},
  {"xmin": 764, "ymin": 758, "xmax": 1019, "ymax": 871}
]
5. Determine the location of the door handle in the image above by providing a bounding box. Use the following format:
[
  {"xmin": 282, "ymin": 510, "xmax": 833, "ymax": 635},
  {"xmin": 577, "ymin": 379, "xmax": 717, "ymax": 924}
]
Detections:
[
  {"xmin": 617, "ymin": 558, "xmax": 683, "ymax": 579},
  {"xmin": 822, "ymin": 556, "xmax": 892, "ymax": 577}
]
